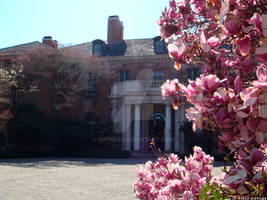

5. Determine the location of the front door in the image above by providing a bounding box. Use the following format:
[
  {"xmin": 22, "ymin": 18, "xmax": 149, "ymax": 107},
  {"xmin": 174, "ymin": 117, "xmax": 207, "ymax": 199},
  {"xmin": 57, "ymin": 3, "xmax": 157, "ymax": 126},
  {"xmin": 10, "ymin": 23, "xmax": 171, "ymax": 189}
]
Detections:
[{"xmin": 149, "ymin": 113, "xmax": 165, "ymax": 152}]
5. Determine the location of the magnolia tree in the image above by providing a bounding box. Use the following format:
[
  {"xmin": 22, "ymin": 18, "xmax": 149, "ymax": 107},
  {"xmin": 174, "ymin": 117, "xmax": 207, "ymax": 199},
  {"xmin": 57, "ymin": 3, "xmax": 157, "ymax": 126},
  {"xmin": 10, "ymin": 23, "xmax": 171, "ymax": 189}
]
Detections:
[{"xmin": 135, "ymin": 0, "xmax": 267, "ymax": 198}]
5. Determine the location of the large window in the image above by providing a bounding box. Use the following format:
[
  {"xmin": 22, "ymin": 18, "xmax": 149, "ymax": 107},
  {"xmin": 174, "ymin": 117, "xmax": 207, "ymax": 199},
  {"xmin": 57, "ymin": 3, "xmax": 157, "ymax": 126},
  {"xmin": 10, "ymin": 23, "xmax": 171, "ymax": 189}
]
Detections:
[
  {"xmin": 187, "ymin": 69, "xmax": 199, "ymax": 80},
  {"xmin": 153, "ymin": 70, "xmax": 164, "ymax": 80},
  {"xmin": 119, "ymin": 71, "xmax": 129, "ymax": 82}
]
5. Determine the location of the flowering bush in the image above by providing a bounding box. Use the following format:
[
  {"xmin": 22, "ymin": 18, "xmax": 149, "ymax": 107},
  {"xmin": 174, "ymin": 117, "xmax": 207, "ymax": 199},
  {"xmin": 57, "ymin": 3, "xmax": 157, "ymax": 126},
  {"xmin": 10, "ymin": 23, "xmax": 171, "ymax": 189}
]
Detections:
[
  {"xmin": 134, "ymin": 147, "xmax": 214, "ymax": 199},
  {"xmin": 134, "ymin": 0, "xmax": 267, "ymax": 198}
]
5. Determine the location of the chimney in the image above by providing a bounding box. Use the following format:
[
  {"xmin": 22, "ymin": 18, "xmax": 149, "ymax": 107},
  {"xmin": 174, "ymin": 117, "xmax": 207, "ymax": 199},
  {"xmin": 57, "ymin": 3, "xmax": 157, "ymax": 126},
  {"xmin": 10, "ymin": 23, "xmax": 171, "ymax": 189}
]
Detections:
[
  {"xmin": 107, "ymin": 16, "xmax": 124, "ymax": 44},
  {"xmin": 42, "ymin": 36, "xmax": 58, "ymax": 48}
]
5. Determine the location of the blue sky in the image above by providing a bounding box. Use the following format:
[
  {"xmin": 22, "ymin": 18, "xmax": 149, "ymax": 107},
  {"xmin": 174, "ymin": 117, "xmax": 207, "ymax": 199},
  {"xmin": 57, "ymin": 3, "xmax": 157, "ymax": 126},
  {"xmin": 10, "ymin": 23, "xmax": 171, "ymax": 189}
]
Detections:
[{"xmin": 0, "ymin": 0, "xmax": 169, "ymax": 48}]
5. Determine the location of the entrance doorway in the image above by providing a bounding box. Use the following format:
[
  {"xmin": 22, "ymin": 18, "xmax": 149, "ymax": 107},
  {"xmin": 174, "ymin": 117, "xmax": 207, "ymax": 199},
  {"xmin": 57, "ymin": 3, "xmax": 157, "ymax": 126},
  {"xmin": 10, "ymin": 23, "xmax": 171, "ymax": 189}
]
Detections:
[{"xmin": 149, "ymin": 113, "xmax": 165, "ymax": 152}]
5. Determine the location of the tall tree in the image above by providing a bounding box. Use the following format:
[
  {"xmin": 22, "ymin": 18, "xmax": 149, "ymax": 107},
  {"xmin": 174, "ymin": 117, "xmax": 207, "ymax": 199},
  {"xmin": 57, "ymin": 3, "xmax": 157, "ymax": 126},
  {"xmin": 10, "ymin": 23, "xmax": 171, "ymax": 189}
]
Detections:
[
  {"xmin": 17, "ymin": 48, "xmax": 108, "ymax": 119},
  {"xmin": 0, "ymin": 65, "xmax": 19, "ymax": 148}
]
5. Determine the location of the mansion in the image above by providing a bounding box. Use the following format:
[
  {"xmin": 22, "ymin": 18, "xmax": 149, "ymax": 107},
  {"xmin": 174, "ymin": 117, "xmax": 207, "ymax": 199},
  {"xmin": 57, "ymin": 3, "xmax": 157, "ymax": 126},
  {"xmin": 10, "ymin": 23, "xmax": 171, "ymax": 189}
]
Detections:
[{"xmin": 0, "ymin": 16, "xmax": 201, "ymax": 154}]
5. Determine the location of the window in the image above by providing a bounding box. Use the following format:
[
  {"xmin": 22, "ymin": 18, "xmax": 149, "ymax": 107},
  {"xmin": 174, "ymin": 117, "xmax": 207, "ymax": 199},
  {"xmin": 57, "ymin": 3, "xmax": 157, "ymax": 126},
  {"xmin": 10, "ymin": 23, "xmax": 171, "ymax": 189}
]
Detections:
[
  {"xmin": 187, "ymin": 69, "xmax": 199, "ymax": 80},
  {"xmin": 4, "ymin": 60, "xmax": 15, "ymax": 69},
  {"xmin": 88, "ymin": 72, "xmax": 98, "ymax": 96},
  {"xmin": 153, "ymin": 36, "xmax": 168, "ymax": 54},
  {"xmin": 92, "ymin": 40, "xmax": 107, "ymax": 56},
  {"xmin": 155, "ymin": 41, "xmax": 166, "ymax": 53},
  {"xmin": 93, "ymin": 44, "xmax": 102, "ymax": 56},
  {"xmin": 119, "ymin": 71, "xmax": 129, "ymax": 82},
  {"xmin": 153, "ymin": 70, "xmax": 164, "ymax": 80}
]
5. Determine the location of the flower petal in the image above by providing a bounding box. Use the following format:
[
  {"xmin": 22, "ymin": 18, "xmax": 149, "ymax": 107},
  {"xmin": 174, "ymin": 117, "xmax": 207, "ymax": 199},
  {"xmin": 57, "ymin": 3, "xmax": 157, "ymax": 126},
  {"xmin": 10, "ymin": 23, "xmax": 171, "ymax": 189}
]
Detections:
[
  {"xmin": 254, "ymin": 13, "xmax": 262, "ymax": 32},
  {"xmin": 219, "ymin": 0, "xmax": 229, "ymax": 25},
  {"xmin": 237, "ymin": 111, "xmax": 249, "ymax": 118},
  {"xmin": 200, "ymin": 31, "xmax": 206, "ymax": 46},
  {"xmin": 168, "ymin": 43, "xmax": 185, "ymax": 62},
  {"xmin": 207, "ymin": 37, "xmax": 220, "ymax": 47},
  {"xmin": 244, "ymin": 97, "xmax": 257, "ymax": 106},
  {"xmin": 236, "ymin": 36, "xmax": 251, "ymax": 56},
  {"xmin": 256, "ymin": 65, "xmax": 267, "ymax": 82},
  {"xmin": 234, "ymin": 75, "xmax": 242, "ymax": 93},
  {"xmin": 252, "ymin": 150, "xmax": 264, "ymax": 164}
]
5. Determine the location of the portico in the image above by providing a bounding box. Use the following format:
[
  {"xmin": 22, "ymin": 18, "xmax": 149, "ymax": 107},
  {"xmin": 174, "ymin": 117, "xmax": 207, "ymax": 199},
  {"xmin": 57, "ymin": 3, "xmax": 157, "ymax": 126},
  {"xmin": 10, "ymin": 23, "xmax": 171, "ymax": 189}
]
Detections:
[{"xmin": 111, "ymin": 80, "xmax": 186, "ymax": 153}]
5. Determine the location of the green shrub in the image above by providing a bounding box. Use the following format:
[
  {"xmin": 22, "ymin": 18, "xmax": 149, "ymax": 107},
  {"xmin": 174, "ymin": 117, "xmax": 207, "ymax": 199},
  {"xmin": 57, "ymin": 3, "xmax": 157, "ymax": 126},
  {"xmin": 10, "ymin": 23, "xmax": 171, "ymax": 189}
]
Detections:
[{"xmin": 199, "ymin": 182, "xmax": 230, "ymax": 200}]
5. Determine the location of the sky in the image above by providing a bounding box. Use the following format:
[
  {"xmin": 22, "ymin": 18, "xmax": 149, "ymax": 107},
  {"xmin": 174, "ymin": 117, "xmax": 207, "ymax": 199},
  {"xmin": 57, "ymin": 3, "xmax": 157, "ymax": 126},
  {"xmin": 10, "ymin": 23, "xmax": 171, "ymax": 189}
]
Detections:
[{"xmin": 0, "ymin": 0, "xmax": 169, "ymax": 48}]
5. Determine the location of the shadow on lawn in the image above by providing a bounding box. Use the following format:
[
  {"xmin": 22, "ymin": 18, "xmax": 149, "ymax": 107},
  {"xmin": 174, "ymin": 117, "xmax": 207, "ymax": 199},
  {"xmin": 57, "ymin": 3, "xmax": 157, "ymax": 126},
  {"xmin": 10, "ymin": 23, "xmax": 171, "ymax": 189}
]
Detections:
[{"xmin": 0, "ymin": 157, "xmax": 231, "ymax": 169}]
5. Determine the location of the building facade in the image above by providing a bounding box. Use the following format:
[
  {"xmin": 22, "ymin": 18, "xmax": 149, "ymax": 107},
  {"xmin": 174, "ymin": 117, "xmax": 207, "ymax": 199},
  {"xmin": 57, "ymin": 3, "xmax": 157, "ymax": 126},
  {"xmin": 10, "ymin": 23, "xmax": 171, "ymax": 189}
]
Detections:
[{"xmin": 0, "ymin": 16, "xmax": 201, "ymax": 153}]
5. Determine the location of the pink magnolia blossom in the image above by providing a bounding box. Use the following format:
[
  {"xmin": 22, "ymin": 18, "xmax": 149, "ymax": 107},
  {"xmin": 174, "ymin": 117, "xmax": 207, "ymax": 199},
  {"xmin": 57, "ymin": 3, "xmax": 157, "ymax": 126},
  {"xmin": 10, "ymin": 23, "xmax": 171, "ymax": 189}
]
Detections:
[
  {"xmin": 200, "ymin": 31, "xmax": 220, "ymax": 54},
  {"xmin": 224, "ymin": 14, "xmax": 242, "ymax": 35},
  {"xmin": 161, "ymin": 79, "xmax": 179, "ymax": 99},
  {"xmin": 153, "ymin": 0, "xmax": 267, "ymax": 197},
  {"xmin": 134, "ymin": 147, "xmax": 214, "ymax": 199},
  {"xmin": 167, "ymin": 42, "xmax": 186, "ymax": 64},
  {"xmin": 185, "ymin": 79, "xmax": 204, "ymax": 102},
  {"xmin": 201, "ymin": 74, "xmax": 220, "ymax": 92},
  {"xmin": 186, "ymin": 107, "xmax": 203, "ymax": 131}
]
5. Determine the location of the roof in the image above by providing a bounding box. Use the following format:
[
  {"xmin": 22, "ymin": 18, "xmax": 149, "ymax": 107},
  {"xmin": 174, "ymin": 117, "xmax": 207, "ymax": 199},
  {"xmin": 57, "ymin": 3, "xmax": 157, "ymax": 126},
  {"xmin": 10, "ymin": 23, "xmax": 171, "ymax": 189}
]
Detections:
[
  {"xmin": 0, "ymin": 38, "xmax": 167, "ymax": 57},
  {"xmin": 69, "ymin": 38, "xmax": 167, "ymax": 57},
  {"xmin": 124, "ymin": 39, "xmax": 155, "ymax": 56},
  {"xmin": 0, "ymin": 41, "xmax": 51, "ymax": 54}
]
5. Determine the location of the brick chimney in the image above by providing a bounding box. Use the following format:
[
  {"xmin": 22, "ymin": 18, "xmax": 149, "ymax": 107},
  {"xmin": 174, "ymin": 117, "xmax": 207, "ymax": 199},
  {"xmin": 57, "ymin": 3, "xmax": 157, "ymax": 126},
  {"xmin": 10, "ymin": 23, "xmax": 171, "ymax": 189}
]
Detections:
[
  {"xmin": 107, "ymin": 16, "xmax": 124, "ymax": 44},
  {"xmin": 42, "ymin": 36, "xmax": 58, "ymax": 48}
]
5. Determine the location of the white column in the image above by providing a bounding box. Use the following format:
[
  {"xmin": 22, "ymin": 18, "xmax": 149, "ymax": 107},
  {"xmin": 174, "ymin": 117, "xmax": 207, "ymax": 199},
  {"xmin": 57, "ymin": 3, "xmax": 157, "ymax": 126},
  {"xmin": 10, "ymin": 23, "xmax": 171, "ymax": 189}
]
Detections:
[
  {"xmin": 174, "ymin": 108, "xmax": 180, "ymax": 152},
  {"xmin": 134, "ymin": 104, "xmax": 141, "ymax": 151},
  {"xmin": 165, "ymin": 104, "xmax": 171, "ymax": 152},
  {"xmin": 125, "ymin": 104, "xmax": 131, "ymax": 151},
  {"xmin": 121, "ymin": 104, "xmax": 126, "ymax": 150}
]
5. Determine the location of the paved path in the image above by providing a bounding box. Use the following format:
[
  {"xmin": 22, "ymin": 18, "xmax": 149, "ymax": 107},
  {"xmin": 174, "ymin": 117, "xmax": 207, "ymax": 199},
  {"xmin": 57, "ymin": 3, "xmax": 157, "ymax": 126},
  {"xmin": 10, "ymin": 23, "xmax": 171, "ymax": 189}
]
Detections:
[{"xmin": 0, "ymin": 158, "xmax": 226, "ymax": 200}]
